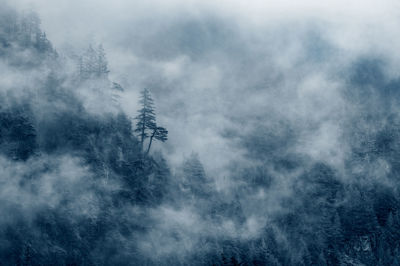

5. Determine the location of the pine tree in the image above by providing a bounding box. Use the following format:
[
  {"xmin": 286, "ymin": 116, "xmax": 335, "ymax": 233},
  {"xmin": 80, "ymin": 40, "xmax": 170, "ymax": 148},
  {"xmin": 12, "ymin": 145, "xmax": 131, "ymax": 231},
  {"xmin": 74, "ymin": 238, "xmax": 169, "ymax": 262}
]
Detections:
[
  {"xmin": 134, "ymin": 89, "xmax": 168, "ymax": 154},
  {"xmin": 183, "ymin": 153, "xmax": 206, "ymax": 181},
  {"xmin": 19, "ymin": 10, "xmax": 40, "ymax": 45},
  {"xmin": 135, "ymin": 88, "xmax": 157, "ymax": 151},
  {"xmin": 35, "ymin": 32, "xmax": 51, "ymax": 52},
  {"xmin": 96, "ymin": 44, "xmax": 109, "ymax": 77},
  {"xmin": 87, "ymin": 45, "xmax": 97, "ymax": 73},
  {"xmin": 181, "ymin": 153, "xmax": 212, "ymax": 198},
  {"xmin": 79, "ymin": 45, "xmax": 102, "ymax": 79},
  {"xmin": 111, "ymin": 82, "xmax": 124, "ymax": 106}
]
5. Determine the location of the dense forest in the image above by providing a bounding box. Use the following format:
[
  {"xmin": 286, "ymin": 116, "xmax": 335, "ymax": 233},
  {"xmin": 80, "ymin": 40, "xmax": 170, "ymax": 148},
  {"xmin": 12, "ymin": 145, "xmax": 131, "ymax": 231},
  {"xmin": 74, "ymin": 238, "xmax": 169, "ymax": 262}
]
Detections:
[{"xmin": 1, "ymin": 2, "xmax": 400, "ymax": 266}]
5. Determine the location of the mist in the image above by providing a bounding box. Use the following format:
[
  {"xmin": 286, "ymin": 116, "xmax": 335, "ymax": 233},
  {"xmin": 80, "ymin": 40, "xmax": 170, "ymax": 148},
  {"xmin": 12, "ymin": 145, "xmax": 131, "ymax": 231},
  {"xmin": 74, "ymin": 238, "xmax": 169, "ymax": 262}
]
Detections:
[{"xmin": 1, "ymin": 0, "xmax": 400, "ymax": 265}]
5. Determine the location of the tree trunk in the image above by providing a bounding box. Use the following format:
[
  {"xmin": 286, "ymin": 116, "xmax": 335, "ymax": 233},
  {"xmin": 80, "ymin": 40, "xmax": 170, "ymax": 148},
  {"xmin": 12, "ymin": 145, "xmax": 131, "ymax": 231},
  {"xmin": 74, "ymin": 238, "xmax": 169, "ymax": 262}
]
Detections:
[
  {"xmin": 146, "ymin": 129, "xmax": 156, "ymax": 155},
  {"xmin": 140, "ymin": 113, "xmax": 145, "ymax": 151}
]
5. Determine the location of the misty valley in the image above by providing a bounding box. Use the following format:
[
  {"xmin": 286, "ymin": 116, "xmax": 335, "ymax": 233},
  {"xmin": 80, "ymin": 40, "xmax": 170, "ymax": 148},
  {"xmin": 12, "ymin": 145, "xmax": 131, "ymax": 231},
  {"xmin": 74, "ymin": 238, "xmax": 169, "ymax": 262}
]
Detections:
[{"xmin": 1, "ymin": 1, "xmax": 400, "ymax": 266}]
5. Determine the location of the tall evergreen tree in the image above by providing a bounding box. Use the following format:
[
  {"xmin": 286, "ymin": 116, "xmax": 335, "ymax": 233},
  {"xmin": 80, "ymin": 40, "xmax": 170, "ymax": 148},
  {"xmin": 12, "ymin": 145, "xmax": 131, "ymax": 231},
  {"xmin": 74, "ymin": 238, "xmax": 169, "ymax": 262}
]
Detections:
[
  {"xmin": 135, "ymin": 88, "xmax": 157, "ymax": 151},
  {"xmin": 79, "ymin": 45, "xmax": 96, "ymax": 80},
  {"xmin": 79, "ymin": 44, "xmax": 109, "ymax": 79},
  {"xmin": 134, "ymin": 88, "xmax": 168, "ymax": 154},
  {"xmin": 96, "ymin": 44, "xmax": 109, "ymax": 77},
  {"xmin": 183, "ymin": 153, "xmax": 206, "ymax": 181}
]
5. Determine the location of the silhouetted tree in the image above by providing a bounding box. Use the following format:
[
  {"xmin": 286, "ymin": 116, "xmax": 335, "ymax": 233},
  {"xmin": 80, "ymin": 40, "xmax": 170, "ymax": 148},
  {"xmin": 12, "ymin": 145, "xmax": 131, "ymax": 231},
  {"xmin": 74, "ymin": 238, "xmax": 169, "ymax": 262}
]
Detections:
[
  {"xmin": 135, "ymin": 88, "xmax": 168, "ymax": 154},
  {"xmin": 135, "ymin": 88, "xmax": 156, "ymax": 151}
]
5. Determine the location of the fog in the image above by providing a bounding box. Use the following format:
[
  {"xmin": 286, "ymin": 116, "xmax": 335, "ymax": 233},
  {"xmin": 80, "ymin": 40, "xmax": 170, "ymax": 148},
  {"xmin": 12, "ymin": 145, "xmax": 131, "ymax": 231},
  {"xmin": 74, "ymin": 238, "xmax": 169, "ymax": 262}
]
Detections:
[
  {"xmin": 11, "ymin": 0, "xmax": 400, "ymax": 176},
  {"xmin": 2, "ymin": 0, "xmax": 400, "ymax": 264}
]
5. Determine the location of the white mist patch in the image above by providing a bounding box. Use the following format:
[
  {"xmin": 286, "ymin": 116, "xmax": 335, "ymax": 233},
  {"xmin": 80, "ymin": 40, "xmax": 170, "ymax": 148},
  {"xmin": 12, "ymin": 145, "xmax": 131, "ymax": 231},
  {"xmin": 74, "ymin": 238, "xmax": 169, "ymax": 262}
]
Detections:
[
  {"xmin": 138, "ymin": 204, "xmax": 270, "ymax": 259},
  {"xmin": 0, "ymin": 155, "xmax": 118, "ymax": 225},
  {"xmin": 299, "ymin": 122, "xmax": 347, "ymax": 168}
]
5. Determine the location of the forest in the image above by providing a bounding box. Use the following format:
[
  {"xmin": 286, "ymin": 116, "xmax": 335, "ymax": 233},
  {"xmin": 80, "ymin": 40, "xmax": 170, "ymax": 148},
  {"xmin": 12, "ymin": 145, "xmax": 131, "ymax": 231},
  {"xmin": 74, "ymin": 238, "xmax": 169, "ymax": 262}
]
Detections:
[{"xmin": 1, "ymin": 1, "xmax": 400, "ymax": 265}]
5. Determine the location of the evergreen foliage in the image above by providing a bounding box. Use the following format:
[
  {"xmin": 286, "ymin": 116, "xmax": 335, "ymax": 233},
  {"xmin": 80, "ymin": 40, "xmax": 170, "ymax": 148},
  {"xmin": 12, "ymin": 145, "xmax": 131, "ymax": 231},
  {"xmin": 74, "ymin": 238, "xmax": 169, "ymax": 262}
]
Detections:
[
  {"xmin": 79, "ymin": 44, "xmax": 109, "ymax": 80},
  {"xmin": 134, "ymin": 88, "xmax": 168, "ymax": 154}
]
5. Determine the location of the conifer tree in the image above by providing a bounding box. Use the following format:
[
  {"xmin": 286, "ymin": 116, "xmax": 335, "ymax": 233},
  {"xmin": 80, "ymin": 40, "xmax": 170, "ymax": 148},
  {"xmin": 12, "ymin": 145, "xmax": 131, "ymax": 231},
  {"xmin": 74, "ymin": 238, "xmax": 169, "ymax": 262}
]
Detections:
[
  {"xmin": 135, "ymin": 88, "xmax": 157, "ymax": 151},
  {"xmin": 183, "ymin": 153, "xmax": 206, "ymax": 181},
  {"xmin": 79, "ymin": 45, "xmax": 96, "ymax": 79},
  {"xmin": 79, "ymin": 44, "xmax": 109, "ymax": 79},
  {"xmin": 96, "ymin": 44, "xmax": 109, "ymax": 77},
  {"xmin": 134, "ymin": 88, "xmax": 168, "ymax": 154}
]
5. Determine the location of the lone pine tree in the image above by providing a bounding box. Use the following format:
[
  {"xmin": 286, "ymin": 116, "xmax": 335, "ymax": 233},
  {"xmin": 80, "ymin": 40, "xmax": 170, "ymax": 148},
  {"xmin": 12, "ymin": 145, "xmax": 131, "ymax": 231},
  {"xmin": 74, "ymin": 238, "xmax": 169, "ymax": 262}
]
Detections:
[{"xmin": 134, "ymin": 88, "xmax": 168, "ymax": 154}]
